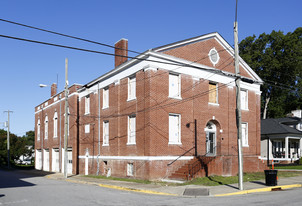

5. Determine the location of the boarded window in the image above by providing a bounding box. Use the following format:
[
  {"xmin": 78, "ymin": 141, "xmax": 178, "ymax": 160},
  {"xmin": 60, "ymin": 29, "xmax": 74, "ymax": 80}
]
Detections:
[
  {"xmin": 103, "ymin": 121, "xmax": 109, "ymax": 145},
  {"xmin": 103, "ymin": 88, "xmax": 109, "ymax": 109},
  {"xmin": 241, "ymin": 90, "xmax": 248, "ymax": 110},
  {"xmin": 169, "ymin": 73, "xmax": 180, "ymax": 98},
  {"xmin": 209, "ymin": 82, "xmax": 217, "ymax": 103},
  {"xmin": 242, "ymin": 123, "xmax": 248, "ymax": 147},
  {"xmin": 128, "ymin": 76, "xmax": 136, "ymax": 100},
  {"xmin": 169, "ymin": 114, "xmax": 181, "ymax": 144},
  {"xmin": 128, "ymin": 115, "xmax": 136, "ymax": 144}
]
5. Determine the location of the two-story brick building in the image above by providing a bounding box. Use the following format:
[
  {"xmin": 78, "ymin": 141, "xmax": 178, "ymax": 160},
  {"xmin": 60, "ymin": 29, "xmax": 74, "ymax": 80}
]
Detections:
[{"xmin": 35, "ymin": 32, "xmax": 267, "ymax": 180}]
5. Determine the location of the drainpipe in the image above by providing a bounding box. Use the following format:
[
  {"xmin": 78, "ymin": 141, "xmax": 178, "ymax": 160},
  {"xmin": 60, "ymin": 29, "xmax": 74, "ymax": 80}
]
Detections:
[{"xmin": 97, "ymin": 82, "xmax": 101, "ymax": 175}]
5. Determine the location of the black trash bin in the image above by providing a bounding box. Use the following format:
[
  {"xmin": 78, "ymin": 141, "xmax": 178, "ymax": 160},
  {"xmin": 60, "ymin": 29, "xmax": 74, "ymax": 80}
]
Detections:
[{"xmin": 264, "ymin": 170, "xmax": 278, "ymax": 186}]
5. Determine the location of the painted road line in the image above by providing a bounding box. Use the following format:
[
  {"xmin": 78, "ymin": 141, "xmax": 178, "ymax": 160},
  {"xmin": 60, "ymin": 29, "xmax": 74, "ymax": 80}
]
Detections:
[
  {"xmin": 215, "ymin": 184, "xmax": 302, "ymax": 197},
  {"xmin": 98, "ymin": 183, "xmax": 178, "ymax": 196}
]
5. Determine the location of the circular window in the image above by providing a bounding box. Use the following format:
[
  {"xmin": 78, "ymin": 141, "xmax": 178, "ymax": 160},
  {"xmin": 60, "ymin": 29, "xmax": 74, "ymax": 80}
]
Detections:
[{"xmin": 208, "ymin": 48, "xmax": 220, "ymax": 66}]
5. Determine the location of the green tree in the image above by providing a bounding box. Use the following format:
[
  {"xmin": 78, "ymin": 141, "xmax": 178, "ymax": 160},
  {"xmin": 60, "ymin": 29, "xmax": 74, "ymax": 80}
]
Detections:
[
  {"xmin": 0, "ymin": 129, "xmax": 35, "ymax": 167},
  {"xmin": 239, "ymin": 27, "xmax": 302, "ymax": 119}
]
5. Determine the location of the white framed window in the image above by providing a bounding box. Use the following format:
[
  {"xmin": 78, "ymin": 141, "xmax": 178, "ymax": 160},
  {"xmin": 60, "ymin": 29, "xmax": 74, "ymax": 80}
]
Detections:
[
  {"xmin": 37, "ymin": 119, "xmax": 40, "ymax": 141},
  {"xmin": 103, "ymin": 121, "xmax": 109, "ymax": 146},
  {"xmin": 53, "ymin": 112, "xmax": 58, "ymax": 138},
  {"xmin": 169, "ymin": 114, "xmax": 181, "ymax": 144},
  {"xmin": 44, "ymin": 115, "xmax": 48, "ymax": 139},
  {"xmin": 241, "ymin": 89, "xmax": 248, "ymax": 110},
  {"xmin": 127, "ymin": 163, "xmax": 134, "ymax": 176},
  {"xmin": 242, "ymin": 122, "xmax": 248, "ymax": 147},
  {"xmin": 208, "ymin": 47, "xmax": 220, "ymax": 66},
  {"xmin": 85, "ymin": 95, "xmax": 90, "ymax": 114},
  {"xmin": 128, "ymin": 75, "xmax": 136, "ymax": 101},
  {"xmin": 103, "ymin": 87, "xmax": 109, "ymax": 109},
  {"xmin": 85, "ymin": 124, "xmax": 90, "ymax": 134},
  {"xmin": 127, "ymin": 115, "xmax": 136, "ymax": 145},
  {"xmin": 209, "ymin": 82, "xmax": 218, "ymax": 104},
  {"xmin": 169, "ymin": 73, "xmax": 181, "ymax": 99}
]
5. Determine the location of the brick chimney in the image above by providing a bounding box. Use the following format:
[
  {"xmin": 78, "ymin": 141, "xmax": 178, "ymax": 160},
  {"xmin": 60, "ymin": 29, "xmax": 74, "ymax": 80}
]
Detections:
[
  {"xmin": 51, "ymin": 83, "xmax": 57, "ymax": 97},
  {"xmin": 115, "ymin": 38, "xmax": 128, "ymax": 67}
]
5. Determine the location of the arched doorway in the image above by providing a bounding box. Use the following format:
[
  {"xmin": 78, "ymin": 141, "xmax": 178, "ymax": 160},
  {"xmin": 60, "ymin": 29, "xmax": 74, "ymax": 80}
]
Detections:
[{"xmin": 205, "ymin": 121, "xmax": 216, "ymax": 156}]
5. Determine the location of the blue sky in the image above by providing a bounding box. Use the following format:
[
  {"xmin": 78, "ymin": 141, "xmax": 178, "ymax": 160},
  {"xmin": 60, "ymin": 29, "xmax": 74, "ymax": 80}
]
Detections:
[{"xmin": 0, "ymin": 0, "xmax": 301, "ymax": 136}]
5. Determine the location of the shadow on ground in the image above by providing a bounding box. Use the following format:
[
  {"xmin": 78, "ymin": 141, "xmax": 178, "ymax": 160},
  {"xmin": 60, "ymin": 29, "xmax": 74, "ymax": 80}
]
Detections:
[{"xmin": 0, "ymin": 169, "xmax": 54, "ymax": 189}]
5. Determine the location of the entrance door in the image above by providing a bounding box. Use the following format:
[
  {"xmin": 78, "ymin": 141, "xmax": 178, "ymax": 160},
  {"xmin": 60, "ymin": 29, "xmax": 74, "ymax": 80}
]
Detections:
[
  {"xmin": 206, "ymin": 132, "xmax": 216, "ymax": 155},
  {"xmin": 205, "ymin": 121, "xmax": 216, "ymax": 156}
]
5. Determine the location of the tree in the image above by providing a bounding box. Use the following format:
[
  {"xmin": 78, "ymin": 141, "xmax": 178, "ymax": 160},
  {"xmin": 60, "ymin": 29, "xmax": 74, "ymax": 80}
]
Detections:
[
  {"xmin": 0, "ymin": 129, "xmax": 35, "ymax": 167},
  {"xmin": 239, "ymin": 27, "xmax": 302, "ymax": 119}
]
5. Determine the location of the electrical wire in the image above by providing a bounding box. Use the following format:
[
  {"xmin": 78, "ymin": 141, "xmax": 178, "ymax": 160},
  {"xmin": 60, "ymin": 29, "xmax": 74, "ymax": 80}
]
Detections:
[{"xmin": 0, "ymin": 18, "xmax": 140, "ymax": 54}]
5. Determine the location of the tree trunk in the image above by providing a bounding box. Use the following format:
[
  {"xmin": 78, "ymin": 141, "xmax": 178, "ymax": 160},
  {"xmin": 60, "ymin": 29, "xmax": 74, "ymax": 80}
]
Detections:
[{"xmin": 263, "ymin": 94, "xmax": 270, "ymax": 119}]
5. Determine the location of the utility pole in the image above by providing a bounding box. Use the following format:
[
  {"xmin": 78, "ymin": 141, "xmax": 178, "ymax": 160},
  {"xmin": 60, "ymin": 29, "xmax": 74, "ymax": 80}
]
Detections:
[
  {"xmin": 64, "ymin": 58, "xmax": 69, "ymax": 178},
  {"xmin": 4, "ymin": 110, "xmax": 13, "ymax": 169},
  {"xmin": 234, "ymin": 0, "xmax": 244, "ymax": 190}
]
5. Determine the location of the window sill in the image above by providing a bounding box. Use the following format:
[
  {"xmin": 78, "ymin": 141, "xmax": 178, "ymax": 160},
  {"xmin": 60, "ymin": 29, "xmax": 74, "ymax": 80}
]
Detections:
[
  {"xmin": 84, "ymin": 112, "xmax": 90, "ymax": 115},
  {"xmin": 102, "ymin": 106, "xmax": 109, "ymax": 110},
  {"xmin": 208, "ymin": 102, "xmax": 219, "ymax": 106},
  {"xmin": 127, "ymin": 143, "xmax": 136, "ymax": 146},
  {"xmin": 127, "ymin": 97, "xmax": 136, "ymax": 102},
  {"xmin": 102, "ymin": 144, "xmax": 109, "ymax": 147},
  {"xmin": 242, "ymin": 145, "xmax": 249, "ymax": 148},
  {"xmin": 168, "ymin": 142, "xmax": 182, "ymax": 145},
  {"xmin": 169, "ymin": 96, "xmax": 182, "ymax": 100},
  {"xmin": 242, "ymin": 108, "xmax": 249, "ymax": 111}
]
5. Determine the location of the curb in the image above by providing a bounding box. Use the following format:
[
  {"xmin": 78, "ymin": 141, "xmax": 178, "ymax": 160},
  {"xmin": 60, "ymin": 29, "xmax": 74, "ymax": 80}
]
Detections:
[
  {"xmin": 214, "ymin": 184, "xmax": 302, "ymax": 196},
  {"xmin": 46, "ymin": 175, "xmax": 177, "ymax": 196}
]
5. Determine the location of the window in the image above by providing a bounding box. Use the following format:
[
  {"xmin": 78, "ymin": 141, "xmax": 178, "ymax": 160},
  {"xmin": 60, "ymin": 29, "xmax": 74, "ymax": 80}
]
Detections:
[
  {"xmin": 209, "ymin": 82, "xmax": 218, "ymax": 104},
  {"xmin": 242, "ymin": 123, "xmax": 248, "ymax": 147},
  {"xmin": 103, "ymin": 87, "xmax": 109, "ymax": 109},
  {"xmin": 241, "ymin": 89, "xmax": 248, "ymax": 110},
  {"xmin": 103, "ymin": 121, "xmax": 109, "ymax": 146},
  {"xmin": 169, "ymin": 73, "xmax": 181, "ymax": 98},
  {"xmin": 37, "ymin": 119, "xmax": 40, "ymax": 141},
  {"xmin": 208, "ymin": 47, "xmax": 220, "ymax": 66},
  {"xmin": 53, "ymin": 112, "xmax": 58, "ymax": 138},
  {"xmin": 85, "ymin": 95, "xmax": 90, "ymax": 114},
  {"xmin": 169, "ymin": 114, "xmax": 181, "ymax": 144},
  {"xmin": 127, "ymin": 115, "xmax": 136, "ymax": 145},
  {"xmin": 85, "ymin": 124, "xmax": 90, "ymax": 134},
  {"xmin": 128, "ymin": 76, "xmax": 136, "ymax": 100},
  {"xmin": 44, "ymin": 116, "xmax": 48, "ymax": 139},
  {"xmin": 127, "ymin": 163, "xmax": 134, "ymax": 176}
]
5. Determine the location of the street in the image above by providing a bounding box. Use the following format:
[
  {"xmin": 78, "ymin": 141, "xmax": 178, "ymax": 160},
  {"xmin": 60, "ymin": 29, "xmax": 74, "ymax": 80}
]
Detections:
[{"xmin": 1, "ymin": 169, "xmax": 302, "ymax": 206}]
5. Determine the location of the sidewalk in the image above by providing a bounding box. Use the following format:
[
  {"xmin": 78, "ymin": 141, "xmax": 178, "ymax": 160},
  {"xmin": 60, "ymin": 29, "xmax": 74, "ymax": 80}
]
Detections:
[{"xmin": 43, "ymin": 172, "xmax": 302, "ymax": 197}]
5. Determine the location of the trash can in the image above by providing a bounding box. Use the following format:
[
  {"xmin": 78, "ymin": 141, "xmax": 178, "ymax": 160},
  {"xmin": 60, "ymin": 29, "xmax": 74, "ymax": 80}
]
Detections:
[{"xmin": 264, "ymin": 170, "xmax": 278, "ymax": 186}]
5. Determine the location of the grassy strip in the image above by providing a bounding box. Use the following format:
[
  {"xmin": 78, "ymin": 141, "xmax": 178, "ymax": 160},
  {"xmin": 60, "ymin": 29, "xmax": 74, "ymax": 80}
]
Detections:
[
  {"xmin": 186, "ymin": 171, "xmax": 302, "ymax": 186},
  {"xmin": 272, "ymin": 165, "xmax": 302, "ymax": 170},
  {"xmin": 85, "ymin": 175, "xmax": 152, "ymax": 184},
  {"xmin": 85, "ymin": 171, "xmax": 302, "ymax": 187}
]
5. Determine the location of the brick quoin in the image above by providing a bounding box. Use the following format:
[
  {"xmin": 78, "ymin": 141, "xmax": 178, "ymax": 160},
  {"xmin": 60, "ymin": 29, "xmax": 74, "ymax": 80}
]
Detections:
[{"xmin": 35, "ymin": 33, "xmax": 267, "ymax": 180}]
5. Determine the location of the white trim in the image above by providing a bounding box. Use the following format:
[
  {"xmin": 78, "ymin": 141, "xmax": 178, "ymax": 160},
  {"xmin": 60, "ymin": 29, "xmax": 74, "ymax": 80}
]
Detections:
[
  {"xmin": 35, "ymin": 92, "xmax": 78, "ymax": 114},
  {"xmin": 208, "ymin": 47, "xmax": 220, "ymax": 66},
  {"xmin": 79, "ymin": 155, "xmax": 194, "ymax": 161}
]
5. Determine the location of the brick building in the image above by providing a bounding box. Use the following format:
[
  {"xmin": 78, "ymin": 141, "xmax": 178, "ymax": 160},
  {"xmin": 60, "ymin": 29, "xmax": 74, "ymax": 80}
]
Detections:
[{"xmin": 35, "ymin": 32, "xmax": 267, "ymax": 180}]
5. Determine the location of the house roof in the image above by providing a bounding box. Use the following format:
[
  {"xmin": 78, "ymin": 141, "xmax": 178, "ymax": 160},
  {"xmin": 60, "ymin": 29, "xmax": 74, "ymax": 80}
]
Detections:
[{"xmin": 261, "ymin": 117, "xmax": 302, "ymax": 135}]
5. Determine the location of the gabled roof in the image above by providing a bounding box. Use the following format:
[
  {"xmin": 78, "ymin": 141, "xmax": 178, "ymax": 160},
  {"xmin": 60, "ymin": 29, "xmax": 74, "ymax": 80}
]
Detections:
[
  {"xmin": 152, "ymin": 32, "xmax": 263, "ymax": 83},
  {"xmin": 261, "ymin": 118, "xmax": 302, "ymax": 135}
]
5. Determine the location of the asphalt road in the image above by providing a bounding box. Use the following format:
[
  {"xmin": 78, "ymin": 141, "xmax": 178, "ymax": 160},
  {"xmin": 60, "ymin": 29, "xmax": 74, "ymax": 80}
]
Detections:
[{"xmin": 1, "ymin": 169, "xmax": 302, "ymax": 206}]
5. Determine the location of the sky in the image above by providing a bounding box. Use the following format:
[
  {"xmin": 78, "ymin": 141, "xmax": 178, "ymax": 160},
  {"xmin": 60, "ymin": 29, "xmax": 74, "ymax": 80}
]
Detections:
[{"xmin": 0, "ymin": 0, "xmax": 301, "ymax": 136}]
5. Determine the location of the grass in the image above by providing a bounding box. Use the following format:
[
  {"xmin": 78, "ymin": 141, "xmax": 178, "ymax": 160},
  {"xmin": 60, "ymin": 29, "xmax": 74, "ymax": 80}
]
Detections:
[
  {"xmin": 272, "ymin": 164, "xmax": 302, "ymax": 170},
  {"xmin": 85, "ymin": 170, "xmax": 302, "ymax": 187},
  {"xmin": 85, "ymin": 175, "xmax": 152, "ymax": 184},
  {"xmin": 186, "ymin": 171, "xmax": 302, "ymax": 186}
]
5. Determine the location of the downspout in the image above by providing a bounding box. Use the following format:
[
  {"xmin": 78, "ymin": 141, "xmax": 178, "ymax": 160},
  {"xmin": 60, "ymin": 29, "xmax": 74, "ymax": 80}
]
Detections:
[
  {"xmin": 266, "ymin": 135, "xmax": 270, "ymax": 167},
  {"xmin": 97, "ymin": 82, "xmax": 101, "ymax": 175}
]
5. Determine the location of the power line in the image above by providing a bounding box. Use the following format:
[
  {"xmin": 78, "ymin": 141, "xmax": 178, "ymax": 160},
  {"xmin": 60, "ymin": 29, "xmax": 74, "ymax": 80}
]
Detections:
[
  {"xmin": 0, "ymin": 18, "xmax": 140, "ymax": 54},
  {"xmin": 0, "ymin": 34, "xmax": 230, "ymax": 74}
]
